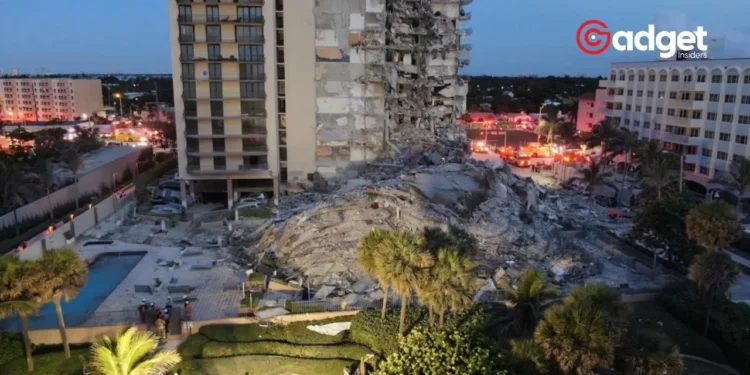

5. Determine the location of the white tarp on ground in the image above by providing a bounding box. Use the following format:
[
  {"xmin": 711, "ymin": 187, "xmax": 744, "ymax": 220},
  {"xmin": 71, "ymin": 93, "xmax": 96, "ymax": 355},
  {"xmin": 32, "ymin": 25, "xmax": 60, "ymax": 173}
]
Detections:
[
  {"xmin": 254, "ymin": 307, "xmax": 290, "ymax": 320},
  {"xmin": 307, "ymin": 322, "xmax": 352, "ymax": 336}
]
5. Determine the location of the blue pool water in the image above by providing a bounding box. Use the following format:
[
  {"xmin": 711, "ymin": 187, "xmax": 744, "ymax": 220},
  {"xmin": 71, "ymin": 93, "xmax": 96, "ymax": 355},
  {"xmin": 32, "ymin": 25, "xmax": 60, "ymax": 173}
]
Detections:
[{"xmin": 1, "ymin": 253, "xmax": 144, "ymax": 330}]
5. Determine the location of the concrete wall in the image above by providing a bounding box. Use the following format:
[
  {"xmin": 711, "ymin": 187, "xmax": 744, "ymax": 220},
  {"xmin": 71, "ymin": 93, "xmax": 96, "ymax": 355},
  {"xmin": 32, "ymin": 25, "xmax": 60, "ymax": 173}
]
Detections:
[
  {"xmin": 72, "ymin": 79, "xmax": 105, "ymax": 117},
  {"xmin": 28, "ymin": 323, "xmax": 145, "ymax": 346},
  {"xmin": 0, "ymin": 146, "xmax": 139, "ymax": 229}
]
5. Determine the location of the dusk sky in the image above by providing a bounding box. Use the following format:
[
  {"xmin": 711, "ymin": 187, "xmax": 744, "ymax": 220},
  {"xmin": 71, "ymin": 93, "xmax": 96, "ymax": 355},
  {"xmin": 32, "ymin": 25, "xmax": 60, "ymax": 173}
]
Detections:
[{"xmin": 1, "ymin": 0, "xmax": 749, "ymax": 76}]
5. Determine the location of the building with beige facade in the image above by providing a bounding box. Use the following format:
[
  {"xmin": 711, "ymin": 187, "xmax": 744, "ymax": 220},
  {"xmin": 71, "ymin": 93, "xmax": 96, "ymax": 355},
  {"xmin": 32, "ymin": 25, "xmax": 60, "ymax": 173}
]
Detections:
[
  {"xmin": 596, "ymin": 58, "xmax": 750, "ymax": 201},
  {"xmin": 168, "ymin": 0, "xmax": 470, "ymax": 207},
  {"xmin": 0, "ymin": 78, "xmax": 103, "ymax": 122}
]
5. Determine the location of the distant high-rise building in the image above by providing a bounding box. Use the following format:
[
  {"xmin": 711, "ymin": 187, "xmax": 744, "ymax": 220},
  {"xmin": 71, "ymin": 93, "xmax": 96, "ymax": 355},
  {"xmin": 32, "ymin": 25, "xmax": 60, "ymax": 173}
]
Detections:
[
  {"xmin": 0, "ymin": 77, "xmax": 103, "ymax": 122},
  {"xmin": 168, "ymin": 0, "xmax": 470, "ymax": 206}
]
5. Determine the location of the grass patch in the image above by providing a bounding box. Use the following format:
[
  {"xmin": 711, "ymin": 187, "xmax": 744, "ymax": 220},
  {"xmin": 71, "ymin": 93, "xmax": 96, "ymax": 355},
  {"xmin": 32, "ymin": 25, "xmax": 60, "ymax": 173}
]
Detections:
[
  {"xmin": 630, "ymin": 302, "xmax": 726, "ymax": 363},
  {"xmin": 180, "ymin": 356, "xmax": 354, "ymax": 375},
  {"xmin": 178, "ymin": 334, "xmax": 211, "ymax": 360},
  {"xmin": 248, "ymin": 272, "xmax": 266, "ymax": 283},
  {"xmin": 0, "ymin": 349, "xmax": 87, "ymax": 375},
  {"xmin": 198, "ymin": 317, "xmax": 352, "ymax": 345},
  {"xmin": 350, "ymin": 307, "xmax": 427, "ymax": 357},
  {"xmin": 202, "ymin": 342, "xmax": 371, "ymax": 360},
  {"xmin": 683, "ymin": 358, "xmax": 737, "ymax": 375}
]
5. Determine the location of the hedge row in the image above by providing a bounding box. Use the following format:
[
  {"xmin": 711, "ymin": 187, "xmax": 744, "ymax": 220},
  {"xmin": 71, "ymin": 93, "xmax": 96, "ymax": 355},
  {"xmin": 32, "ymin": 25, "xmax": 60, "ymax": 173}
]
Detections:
[
  {"xmin": 350, "ymin": 307, "xmax": 427, "ymax": 357},
  {"xmin": 0, "ymin": 332, "xmax": 23, "ymax": 366},
  {"xmin": 201, "ymin": 341, "xmax": 371, "ymax": 360},
  {"xmin": 659, "ymin": 283, "xmax": 750, "ymax": 374},
  {"xmin": 180, "ymin": 356, "xmax": 354, "ymax": 375},
  {"xmin": 198, "ymin": 317, "xmax": 351, "ymax": 345}
]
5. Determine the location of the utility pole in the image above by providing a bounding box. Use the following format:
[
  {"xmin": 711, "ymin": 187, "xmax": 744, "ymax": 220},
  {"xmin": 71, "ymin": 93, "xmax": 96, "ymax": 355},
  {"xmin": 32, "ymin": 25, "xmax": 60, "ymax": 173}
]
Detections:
[{"xmin": 679, "ymin": 152, "xmax": 684, "ymax": 194}]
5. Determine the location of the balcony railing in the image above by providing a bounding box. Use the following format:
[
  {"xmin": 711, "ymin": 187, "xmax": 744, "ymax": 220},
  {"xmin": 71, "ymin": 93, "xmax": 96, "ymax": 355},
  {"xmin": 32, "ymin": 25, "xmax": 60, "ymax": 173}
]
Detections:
[
  {"xmin": 242, "ymin": 126, "xmax": 266, "ymax": 135},
  {"xmin": 178, "ymin": 15, "xmax": 264, "ymax": 24},
  {"xmin": 236, "ymin": 36, "xmax": 265, "ymax": 43},
  {"xmin": 178, "ymin": 0, "xmax": 263, "ymax": 4}
]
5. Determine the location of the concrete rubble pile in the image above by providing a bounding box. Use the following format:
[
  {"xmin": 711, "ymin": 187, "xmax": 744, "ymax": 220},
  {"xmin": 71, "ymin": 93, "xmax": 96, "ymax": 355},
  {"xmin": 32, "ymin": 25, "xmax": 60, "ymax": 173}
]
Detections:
[{"xmin": 248, "ymin": 156, "xmax": 618, "ymax": 303}]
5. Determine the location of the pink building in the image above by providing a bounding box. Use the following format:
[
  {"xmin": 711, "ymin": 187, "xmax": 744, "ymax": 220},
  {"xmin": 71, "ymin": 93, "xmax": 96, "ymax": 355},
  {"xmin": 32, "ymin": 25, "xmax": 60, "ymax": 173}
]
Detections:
[{"xmin": 576, "ymin": 89, "xmax": 606, "ymax": 133}]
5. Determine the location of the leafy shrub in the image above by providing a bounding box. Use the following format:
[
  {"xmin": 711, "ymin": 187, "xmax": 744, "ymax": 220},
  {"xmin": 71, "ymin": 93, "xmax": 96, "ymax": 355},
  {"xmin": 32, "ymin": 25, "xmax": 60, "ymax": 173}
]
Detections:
[
  {"xmin": 285, "ymin": 300, "xmax": 327, "ymax": 314},
  {"xmin": 350, "ymin": 307, "xmax": 427, "ymax": 357},
  {"xmin": 202, "ymin": 341, "xmax": 371, "ymax": 360},
  {"xmin": 659, "ymin": 283, "xmax": 750, "ymax": 373},
  {"xmin": 178, "ymin": 334, "xmax": 210, "ymax": 360},
  {"xmin": 0, "ymin": 332, "xmax": 23, "ymax": 366},
  {"xmin": 198, "ymin": 317, "xmax": 352, "ymax": 345},
  {"xmin": 180, "ymin": 356, "xmax": 355, "ymax": 375}
]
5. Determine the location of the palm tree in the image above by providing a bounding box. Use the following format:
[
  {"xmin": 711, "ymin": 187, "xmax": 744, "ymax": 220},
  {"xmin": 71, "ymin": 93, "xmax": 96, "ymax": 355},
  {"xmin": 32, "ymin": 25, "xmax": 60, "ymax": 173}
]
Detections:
[
  {"xmin": 0, "ymin": 160, "xmax": 25, "ymax": 236},
  {"xmin": 536, "ymin": 115, "xmax": 559, "ymax": 143},
  {"xmin": 641, "ymin": 153, "xmax": 680, "ymax": 199},
  {"xmin": 709, "ymin": 156, "xmax": 750, "ymax": 211},
  {"xmin": 37, "ymin": 248, "xmax": 89, "ymax": 358},
  {"xmin": 619, "ymin": 331, "xmax": 683, "ymax": 375},
  {"xmin": 505, "ymin": 339, "xmax": 548, "ymax": 374},
  {"xmin": 63, "ymin": 144, "xmax": 83, "ymax": 210},
  {"xmin": 567, "ymin": 160, "xmax": 618, "ymax": 201},
  {"xmin": 35, "ymin": 158, "xmax": 57, "ymax": 220},
  {"xmin": 635, "ymin": 140, "xmax": 665, "ymax": 171},
  {"xmin": 686, "ymin": 201, "xmax": 741, "ymax": 251},
  {"xmin": 534, "ymin": 302, "xmax": 617, "ymax": 374},
  {"xmin": 0, "ymin": 257, "xmax": 42, "ymax": 372},
  {"xmin": 497, "ymin": 268, "xmax": 557, "ymax": 335},
  {"xmin": 357, "ymin": 228, "xmax": 393, "ymax": 319},
  {"xmin": 376, "ymin": 230, "xmax": 433, "ymax": 337},
  {"xmin": 690, "ymin": 251, "xmax": 739, "ymax": 336},
  {"xmin": 587, "ymin": 119, "xmax": 622, "ymax": 153},
  {"xmin": 565, "ymin": 283, "xmax": 629, "ymax": 340},
  {"xmin": 432, "ymin": 247, "xmax": 475, "ymax": 327},
  {"xmin": 607, "ymin": 129, "xmax": 642, "ymax": 194},
  {"xmin": 87, "ymin": 326, "xmax": 181, "ymax": 375}
]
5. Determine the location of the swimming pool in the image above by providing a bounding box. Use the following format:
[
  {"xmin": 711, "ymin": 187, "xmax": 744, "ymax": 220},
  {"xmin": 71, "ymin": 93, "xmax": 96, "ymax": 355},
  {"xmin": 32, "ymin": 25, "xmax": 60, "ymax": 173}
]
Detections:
[{"xmin": 1, "ymin": 252, "xmax": 145, "ymax": 330}]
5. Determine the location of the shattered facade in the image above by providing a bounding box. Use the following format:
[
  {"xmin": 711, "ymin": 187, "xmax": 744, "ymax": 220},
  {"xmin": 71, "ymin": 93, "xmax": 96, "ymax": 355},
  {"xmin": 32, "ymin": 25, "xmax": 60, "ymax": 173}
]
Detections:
[{"xmin": 314, "ymin": 0, "xmax": 470, "ymax": 176}]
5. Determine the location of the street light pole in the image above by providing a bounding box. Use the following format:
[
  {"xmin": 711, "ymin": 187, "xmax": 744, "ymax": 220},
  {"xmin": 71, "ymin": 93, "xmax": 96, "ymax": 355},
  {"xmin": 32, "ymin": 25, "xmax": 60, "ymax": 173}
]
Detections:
[{"xmin": 679, "ymin": 152, "xmax": 684, "ymax": 194}]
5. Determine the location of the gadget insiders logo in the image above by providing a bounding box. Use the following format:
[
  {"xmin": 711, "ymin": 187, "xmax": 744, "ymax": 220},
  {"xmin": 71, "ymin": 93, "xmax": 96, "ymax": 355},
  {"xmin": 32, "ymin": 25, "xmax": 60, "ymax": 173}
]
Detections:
[{"xmin": 576, "ymin": 20, "xmax": 709, "ymax": 59}]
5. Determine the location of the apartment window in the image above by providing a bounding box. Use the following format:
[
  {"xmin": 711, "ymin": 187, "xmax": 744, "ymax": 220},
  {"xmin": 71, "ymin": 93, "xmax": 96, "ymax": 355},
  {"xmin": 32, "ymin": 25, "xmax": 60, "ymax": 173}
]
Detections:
[
  {"xmin": 185, "ymin": 120, "xmax": 198, "ymax": 134},
  {"xmin": 619, "ymin": 74, "xmax": 625, "ymax": 80},
  {"xmin": 721, "ymin": 114, "xmax": 733, "ymax": 123},
  {"xmin": 635, "ymin": 105, "xmax": 642, "ymax": 112},
  {"xmin": 610, "ymin": 74, "xmax": 617, "ymax": 81},
  {"xmin": 183, "ymin": 82, "xmax": 196, "ymax": 99},
  {"xmin": 742, "ymin": 95, "xmax": 750, "ymax": 104},
  {"xmin": 736, "ymin": 135, "xmax": 748, "ymax": 145},
  {"xmin": 242, "ymin": 118, "xmax": 265, "ymax": 133},
  {"xmin": 213, "ymin": 156, "xmax": 226, "ymax": 170},
  {"xmin": 608, "ymin": 88, "xmax": 615, "ymax": 95},
  {"xmin": 180, "ymin": 44, "xmax": 194, "ymax": 60},
  {"xmin": 241, "ymin": 101, "xmax": 264, "ymax": 115},
  {"xmin": 278, "ymin": 98, "xmax": 286, "ymax": 113},
  {"xmin": 725, "ymin": 94, "xmax": 736, "ymax": 103},
  {"xmin": 665, "ymin": 125, "xmax": 674, "ymax": 133},
  {"xmin": 699, "ymin": 166, "xmax": 710, "ymax": 175},
  {"xmin": 209, "ymin": 82, "xmax": 223, "ymax": 98},
  {"xmin": 277, "ymin": 47, "xmax": 285, "ymax": 63},
  {"xmin": 675, "ymin": 127, "xmax": 687, "ymax": 135},
  {"xmin": 624, "ymin": 119, "xmax": 631, "ymax": 126},
  {"xmin": 186, "ymin": 138, "xmax": 198, "ymax": 151},
  {"xmin": 717, "ymin": 151, "xmax": 728, "ymax": 160},
  {"xmin": 634, "ymin": 120, "xmax": 641, "ymax": 127},
  {"xmin": 240, "ymin": 82, "xmax": 265, "ymax": 98},
  {"xmin": 687, "ymin": 146, "xmax": 698, "ymax": 155},
  {"xmin": 243, "ymin": 155, "xmax": 267, "ymax": 168},
  {"xmin": 660, "ymin": 74, "xmax": 667, "ymax": 82},
  {"xmin": 628, "ymin": 74, "xmax": 634, "ymax": 81},
  {"xmin": 240, "ymin": 64, "xmax": 264, "ymax": 81},
  {"xmin": 658, "ymin": 91, "xmax": 665, "ymax": 98},
  {"xmin": 694, "ymin": 92, "xmax": 704, "ymax": 101},
  {"xmin": 179, "ymin": 25, "xmax": 194, "ymax": 42},
  {"xmin": 278, "ymin": 65, "xmax": 286, "ymax": 80},
  {"xmin": 697, "ymin": 74, "xmax": 706, "ymax": 82},
  {"xmin": 667, "ymin": 108, "xmax": 675, "ymax": 116},
  {"xmin": 647, "ymin": 90, "xmax": 654, "ymax": 98},
  {"xmin": 707, "ymin": 112, "xmax": 717, "ymax": 120},
  {"xmin": 719, "ymin": 132, "xmax": 730, "ymax": 141},
  {"xmin": 734, "ymin": 154, "xmax": 745, "ymax": 163},
  {"xmin": 178, "ymin": 5, "xmax": 192, "ymax": 21},
  {"xmin": 680, "ymin": 92, "xmax": 690, "ymax": 100},
  {"xmin": 739, "ymin": 115, "xmax": 750, "ymax": 124},
  {"xmin": 635, "ymin": 74, "xmax": 643, "ymax": 82},
  {"xmin": 616, "ymin": 88, "xmax": 624, "ymax": 95},
  {"xmin": 654, "ymin": 123, "xmax": 661, "ymax": 130},
  {"xmin": 678, "ymin": 109, "xmax": 689, "ymax": 118},
  {"xmin": 727, "ymin": 75, "xmax": 739, "ymax": 84},
  {"xmin": 669, "ymin": 92, "xmax": 677, "ymax": 99},
  {"xmin": 711, "ymin": 74, "xmax": 722, "ymax": 83},
  {"xmin": 239, "ymin": 45, "xmax": 263, "ymax": 62},
  {"xmin": 276, "ymin": 13, "xmax": 284, "ymax": 29},
  {"xmin": 744, "ymin": 76, "xmax": 750, "ymax": 84},
  {"xmin": 643, "ymin": 121, "xmax": 651, "ymax": 129},
  {"xmin": 636, "ymin": 90, "xmax": 643, "ymax": 97},
  {"xmin": 684, "ymin": 74, "xmax": 693, "ymax": 82},
  {"xmin": 702, "ymin": 148, "xmax": 712, "ymax": 157},
  {"xmin": 626, "ymin": 104, "xmax": 632, "ymax": 111},
  {"xmin": 210, "ymin": 101, "xmax": 223, "ymax": 117},
  {"xmin": 671, "ymin": 74, "xmax": 679, "ymax": 82},
  {"xmin": 206, "ymin": 25, "xmax": 221, "ymax": 42},
  {"xmin": 277, "ymin": 30, "xmax": 285, "ymax": 46},
  {"xmin": 237, "ymin": 26, "xmax": 263, "ymax": 42},
  {"xmin": 181, "ymin": 63, "xmax": 195, "ymax": 79},
  {"xmin": 208, "ymin": 44, "xmax": 221, "ymax": 59},
  {"xmin": 187, "ymin": 156, "xmax": 200, "ymax": 169},
  {"xmin": 211, "ymin": 119, "xmax": 224, "ymax": 135},
  {"xmin": 627, "ymin": 90, "xmax": 633, "ymax": 96},
  {"xmin": 709, "ymin": 94, "xmax": 719, "ymax": 102},
  {"xmin": 278, "ymin": 81, "xmax": 286, "ymax": 96},
  {"xmin": 209, "ymin": 63, "xmax": 222, "ymax": 79},
  {"xmin": 237, "ymin": 6, "xmax": 262, "ymax": 22},
  {"xmin": 689, "ymin": 128, "xmax": 700, "ymax": 137},
  {"xmin": 645, "ymin": 106, "xmax": 652, "ymax": 113},
  {"xmin": 704, "ymin": 130, "xmax": 714, "ymax": 139},
  {"xmin": 212, "ymin": 138, "xmax": 225, "ymax": 152},
  {"xmin": 692, "ymin": 110, "xmax": 702, "ymax": 119},
  {"xmin": 206, "ymin": 6, "xmax": 220, "ymax": 22},
  {"xmin": 648, "ymin": 74, "xmax": 655, "ymax": 82}
]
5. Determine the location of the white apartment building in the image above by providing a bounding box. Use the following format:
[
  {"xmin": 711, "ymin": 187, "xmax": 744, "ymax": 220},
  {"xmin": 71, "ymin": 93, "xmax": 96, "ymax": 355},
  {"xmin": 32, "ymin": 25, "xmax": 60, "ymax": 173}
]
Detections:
[
  {"xmin": 0, "ymin": 78, "xmax": 103, "ymax": 122},
  {"xmin": 169, "ymin": 0, "xmax": 470, "ymax": 206},
  {"xmin": 596, "ymin": 58, "xmax": 750, "ymax": 199}
]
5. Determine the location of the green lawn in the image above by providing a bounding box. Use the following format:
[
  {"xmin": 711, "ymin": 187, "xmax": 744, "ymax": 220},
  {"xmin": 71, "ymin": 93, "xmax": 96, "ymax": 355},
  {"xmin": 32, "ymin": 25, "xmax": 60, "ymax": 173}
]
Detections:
[
  {"xmin": 181, "ymin": 356, "xmax": 354, "ymax": 375},
  {"xmin": 683, "ymin": 358, "xmax": 737, "ymax": 375},
  {"xmin": 630, "ymin": 302, "xmax": 726, "ymax": 363},
  {"xmin": 0, "ymin": 349, "xmax": 87, "ymax": 375}
]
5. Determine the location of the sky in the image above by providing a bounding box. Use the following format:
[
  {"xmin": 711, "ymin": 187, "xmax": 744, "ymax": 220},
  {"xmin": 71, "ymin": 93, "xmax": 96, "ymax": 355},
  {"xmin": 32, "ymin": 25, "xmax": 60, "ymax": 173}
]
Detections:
[{"xmin": 1, "ymin": 0, "xmax": 749, "ymax": 77}]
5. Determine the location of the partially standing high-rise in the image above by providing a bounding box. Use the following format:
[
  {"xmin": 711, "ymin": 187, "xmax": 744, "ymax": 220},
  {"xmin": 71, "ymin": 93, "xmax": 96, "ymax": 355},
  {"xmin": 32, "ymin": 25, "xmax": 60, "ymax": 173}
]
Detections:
[{"xmin": 169, "ymin": 0, "xmax": 470, "ymax": 207}]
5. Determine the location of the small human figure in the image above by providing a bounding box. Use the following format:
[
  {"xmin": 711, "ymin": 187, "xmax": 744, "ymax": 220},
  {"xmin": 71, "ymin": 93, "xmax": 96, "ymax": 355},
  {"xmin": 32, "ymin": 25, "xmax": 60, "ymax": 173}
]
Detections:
[
  {"xmin": 162, "ymin": 308, "xmax": 170, "ymax": 338},
  {"xmin": 138, "ymin": 299, "xmax": 148, "ymax": 323},
  {"xmin": 155, "ymin": 316, "xmax": 167, "ymax": 341},
  {"xmin": 183, "ymin": 300, "xmax": 193, "ymax": 335}
]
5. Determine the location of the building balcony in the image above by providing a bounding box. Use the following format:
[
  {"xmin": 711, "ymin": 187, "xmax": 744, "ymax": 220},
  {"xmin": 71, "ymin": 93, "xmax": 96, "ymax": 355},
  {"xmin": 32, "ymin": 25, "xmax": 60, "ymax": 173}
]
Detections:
[
  {"xmin": 669, "ymin": 81, "xmax": 695, "ymax": 91},
  {"xmin": 186, "ymin": 94, "xmax": 266, "ymax": 101},
  {"xmin": 661, "ymin": 131, "xmax": 689, "ymax": 144},
  {"xmin": 177, "ymin": 0, "xmax": 263, "ymax": 4},
  {"xmin": 183, "ymin": 36, "xmax": 265, "ymax": 44},
  {"xmin": 459, "ymin": 12, "xmax": 471, "ymax": 21},
  {"xmin": 599, "ymin": 79, "xmax": 611, "ymax": 87},
  {"xmin": 186, "ymin": 163, "xmax": 269, "ymax": 176},
  {"xmin": 183, "ymin": 111, "xmax": 266, "ymax": 120},
  {"xmin": 668, "ymin": 116, "xmax": 692, "ymax": 126},
  {"xmin": 459, "ymin": 27, "xmax": 473, "ymax": 36},
  {"xmin": 667, "ymin": 99, "xmax": 693, "ymax": 108},
  {"xmin": 185, "ymin": 148, "xmax": 267, "ymax": 157},
  {"xmin": 182, "ymin": 74, "xmax": 265, "ymax": 82},
  {"xmin": 184, "ymin": 128, "xmax": 267, "ymax": 139},
  {"xmin": 177, "ymin": 15, "xmax": 264, "ymax": 25}
]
